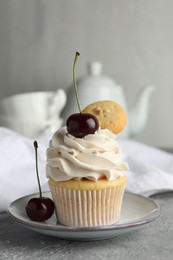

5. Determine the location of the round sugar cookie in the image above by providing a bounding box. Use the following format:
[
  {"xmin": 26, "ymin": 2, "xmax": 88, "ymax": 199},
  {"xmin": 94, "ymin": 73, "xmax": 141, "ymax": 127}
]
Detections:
[{"xmin": 82, "ymin": 100, "xmax": 127, "ymax": 134}]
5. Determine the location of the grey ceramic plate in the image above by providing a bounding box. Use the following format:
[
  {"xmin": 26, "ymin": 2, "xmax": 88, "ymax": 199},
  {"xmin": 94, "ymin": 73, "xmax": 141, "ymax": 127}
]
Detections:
[{"xmin": 8, "ymin": 192, "xmax": 160, "ymax": 241}]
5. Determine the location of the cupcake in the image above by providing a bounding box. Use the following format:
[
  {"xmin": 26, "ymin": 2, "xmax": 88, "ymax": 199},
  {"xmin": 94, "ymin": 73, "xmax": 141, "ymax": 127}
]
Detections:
[
  {"xmin": 46, "ymin": 52, "xmax": 129, "ymax": 227},
  {"xmin": 46, "ymin": 105, "xmax": 129, "ymax": 226}
]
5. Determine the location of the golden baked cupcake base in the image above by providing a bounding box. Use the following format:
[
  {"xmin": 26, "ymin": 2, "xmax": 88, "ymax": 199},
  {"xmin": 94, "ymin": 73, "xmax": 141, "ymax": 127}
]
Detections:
[{"xmin": 48, "ymin": 176, "xmax": 126, "ymax": 227}]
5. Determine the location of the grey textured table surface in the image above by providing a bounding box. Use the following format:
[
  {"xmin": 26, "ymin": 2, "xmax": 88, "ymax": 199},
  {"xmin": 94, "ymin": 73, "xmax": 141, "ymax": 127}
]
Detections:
[{"xmin": 0, "ymin": 192, "xmax": 173, "ymax": 260}]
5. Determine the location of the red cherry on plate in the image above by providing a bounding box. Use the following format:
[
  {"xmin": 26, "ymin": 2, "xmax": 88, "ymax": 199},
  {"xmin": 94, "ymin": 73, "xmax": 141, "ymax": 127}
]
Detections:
[
  {"xmin": 66, "ymin": 113, "xmax": 99, "ymax": 138},
  {"xmin": 25, "ymin": 141, "xmax": 55, "ymax": 222},
  {"xmin": 26, "ymin": 197, "xmax": 55, "ymax": 222}
]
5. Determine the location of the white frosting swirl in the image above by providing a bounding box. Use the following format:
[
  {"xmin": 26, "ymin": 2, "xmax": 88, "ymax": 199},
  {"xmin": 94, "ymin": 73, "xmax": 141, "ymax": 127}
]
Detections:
[{"xmin": 46, "ymin": 127, "xmax": 129, "ymax": 182}]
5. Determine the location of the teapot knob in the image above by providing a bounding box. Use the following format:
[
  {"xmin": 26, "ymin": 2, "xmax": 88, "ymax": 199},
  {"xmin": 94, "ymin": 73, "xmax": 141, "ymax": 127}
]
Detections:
[{"xmin": 87, "ymin": 62, "xmax": 102, "ymax": 77}]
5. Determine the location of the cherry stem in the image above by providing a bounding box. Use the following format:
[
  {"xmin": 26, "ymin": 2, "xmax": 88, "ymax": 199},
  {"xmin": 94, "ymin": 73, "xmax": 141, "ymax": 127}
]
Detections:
[
  {"xmin": 73, "ymin": 52, "xmax": 82, "ymax": 113},
  {"xmin": 33, "ymin": 141, "xmax": 42, "ymax": 198}
]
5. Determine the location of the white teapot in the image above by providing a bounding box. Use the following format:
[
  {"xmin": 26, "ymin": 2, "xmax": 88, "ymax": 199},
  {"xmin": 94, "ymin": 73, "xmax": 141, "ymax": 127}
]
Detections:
[
  {"xmin": 61, "ymin": 62, "xmax": 155, "ymax": 138},
  {"xmin": 0, "ymin": 89, "xmax": 67, "ymax": 138}
]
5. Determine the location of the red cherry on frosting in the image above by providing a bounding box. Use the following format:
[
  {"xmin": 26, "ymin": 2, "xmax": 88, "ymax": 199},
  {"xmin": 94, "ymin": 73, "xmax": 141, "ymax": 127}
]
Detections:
[
  {"xmin": 66, "ymin": 52, "xmax": 99, "ymax": 138},
  {"xmin": 66, "ymin": 113, "xmax": 99, "ymax": 138}
]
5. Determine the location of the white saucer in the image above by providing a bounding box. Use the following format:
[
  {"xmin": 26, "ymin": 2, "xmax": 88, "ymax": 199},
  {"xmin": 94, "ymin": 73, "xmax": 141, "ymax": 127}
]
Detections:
[{"xmin": 8, "ymin": 192, "xmax": 160, "ymax": 241}]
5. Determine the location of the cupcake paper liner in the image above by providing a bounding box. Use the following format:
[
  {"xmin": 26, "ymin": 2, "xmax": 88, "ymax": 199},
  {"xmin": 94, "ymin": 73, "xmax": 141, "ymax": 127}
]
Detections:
[{"xmin": 49, "ymin": 184, "xmax": 126, "ymax": 227}]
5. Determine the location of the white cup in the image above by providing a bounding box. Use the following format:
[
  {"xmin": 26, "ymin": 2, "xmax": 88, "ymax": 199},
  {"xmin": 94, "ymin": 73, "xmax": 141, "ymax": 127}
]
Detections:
[{"xmin": 0, "ymin": 89, "xmax": 67, "ymax": 138}]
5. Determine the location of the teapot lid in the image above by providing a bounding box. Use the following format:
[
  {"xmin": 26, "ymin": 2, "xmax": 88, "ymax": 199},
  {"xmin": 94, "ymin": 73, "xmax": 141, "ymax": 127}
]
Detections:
[{"xmin": 76, "ymin": 62, "xmax": 118, "ymax": 88}]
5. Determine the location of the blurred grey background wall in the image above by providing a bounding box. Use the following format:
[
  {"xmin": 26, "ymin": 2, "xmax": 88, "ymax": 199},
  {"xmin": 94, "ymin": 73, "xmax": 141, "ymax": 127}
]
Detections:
[{"xmin": 0, "ymin": 0, "xmax": 173, "ymax": 149}]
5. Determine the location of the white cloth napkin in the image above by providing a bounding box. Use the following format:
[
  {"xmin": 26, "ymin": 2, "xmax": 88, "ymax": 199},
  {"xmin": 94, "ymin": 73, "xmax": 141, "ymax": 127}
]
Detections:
[
  {"xmin": 119, "ymin": 139, "xmax": 173, "ymax": 196},
  {"xmin": 0, "ymin": 127, "xmax": 49, "ymax": 213},
  {"xmin": 0, "ymin": 127, "xmax": 173, "ymax": 213}
]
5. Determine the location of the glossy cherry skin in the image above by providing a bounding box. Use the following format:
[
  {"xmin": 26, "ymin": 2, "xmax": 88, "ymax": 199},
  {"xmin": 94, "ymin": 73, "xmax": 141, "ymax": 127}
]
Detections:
[
  {"xmin": 26, "ymin": 197, "xmax": 55, "ymax": 222},
  {"xmin": 66, "ymin": 113, "xmax": 99, "ymax": 138}
]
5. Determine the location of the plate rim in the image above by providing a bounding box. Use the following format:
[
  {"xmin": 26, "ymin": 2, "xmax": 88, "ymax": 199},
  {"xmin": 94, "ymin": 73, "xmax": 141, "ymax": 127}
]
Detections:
[{"xmin": 7, "ymin": 191, "xmax": 160, "ymax": 233}]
